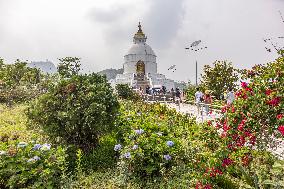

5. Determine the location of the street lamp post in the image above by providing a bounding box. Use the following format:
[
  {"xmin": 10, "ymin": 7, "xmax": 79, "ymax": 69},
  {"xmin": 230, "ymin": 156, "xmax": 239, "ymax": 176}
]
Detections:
[{"xmin": 185, "ymin": 40, "xmax": 207, "ymax": 86}]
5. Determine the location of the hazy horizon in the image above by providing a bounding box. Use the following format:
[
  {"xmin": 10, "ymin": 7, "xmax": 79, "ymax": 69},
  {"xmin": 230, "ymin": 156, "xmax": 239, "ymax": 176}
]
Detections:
[{"xmin": 0, "ymin": 0, "xmax": 283, "ymax": 82}]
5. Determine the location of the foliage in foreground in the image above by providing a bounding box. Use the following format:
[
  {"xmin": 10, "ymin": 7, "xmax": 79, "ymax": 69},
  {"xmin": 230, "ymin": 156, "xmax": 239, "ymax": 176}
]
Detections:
[
  {"xmin": 27, "ymin": 73, "xmax": 119, "ymax": 152},
  {"xmin": 114, "ymin": 101, "xmax": 230, "ymax": 188},
  {"xmin": 0, "ymin": 105, "xmax": 67, "ymax": 189},
  {"xmin": 1, "ymin": 101, "xmax": 284, "ymax": 188},
  {"xmin": 0, "ymin": 141, "xmax": 67, "ymax": 189}
]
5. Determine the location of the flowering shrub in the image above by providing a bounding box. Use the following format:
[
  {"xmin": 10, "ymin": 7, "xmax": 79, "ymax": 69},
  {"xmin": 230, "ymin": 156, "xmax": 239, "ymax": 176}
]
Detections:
[
  {"xmin": 219, "ymin": 56, "xmax": 284, "ymax": 153},
  {"xmin": 0, "ymin": 141, "xmax": 67, "ymax": 188},
  {"xmin": 115, "ymin": 103, "xmax": 183, "ymax": 178},
  {"xmin": 114, "ymin": 101, "xmax": 229, "ymax": 188},
  {"xmin": 202, "ymin": 56, "xmax": 284, "ymax": 188}
]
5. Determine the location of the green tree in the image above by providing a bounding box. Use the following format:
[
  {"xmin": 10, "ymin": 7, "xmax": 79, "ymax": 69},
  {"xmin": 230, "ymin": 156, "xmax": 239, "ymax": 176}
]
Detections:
[
  {"xmin": 0, "ymin": 59, "xmax": 40, "ymax": 87},
  {"xmin": 0, "ymin": 59, "xmax": 43, "ymax": 103},
  {"xmin": 27, "ymin": 73, "xmax": 120, "ymax": 152},
  {"xmin": 115, "ymin": 84, "xmax": 138, "ymax": 100},
  {"xmin": 57, "ymin": 57, "xmax": 81, "ymax": 78},
  {"xmin": 185, "ymin": 81, "xmax": 198, "ymax": 102},
  {"xmin": 200, "ymin": 60, "xmax": 239, "ymax": 99}
]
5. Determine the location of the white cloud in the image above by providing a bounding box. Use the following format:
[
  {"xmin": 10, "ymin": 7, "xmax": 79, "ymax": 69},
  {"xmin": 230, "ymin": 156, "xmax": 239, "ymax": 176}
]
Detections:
[{"xmin": 0, "ymin": 0, "xmax": 283, "ymax": 82}]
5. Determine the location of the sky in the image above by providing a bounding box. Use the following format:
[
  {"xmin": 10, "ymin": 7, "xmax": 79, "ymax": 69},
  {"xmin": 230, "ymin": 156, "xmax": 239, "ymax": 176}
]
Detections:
[{"xmin": 0, "ymin": 0, "xmax": 283, "ymax": 83}]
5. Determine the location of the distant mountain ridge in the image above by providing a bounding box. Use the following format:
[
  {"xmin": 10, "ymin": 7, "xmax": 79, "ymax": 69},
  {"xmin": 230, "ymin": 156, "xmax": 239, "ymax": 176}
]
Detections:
[
  {"xmin": 27, "ymin": 61, "xmax": 57, "ymax": 74},
  {"xmin": 97, "ymin": 68, "xmax": 123, "ymax": 80}
]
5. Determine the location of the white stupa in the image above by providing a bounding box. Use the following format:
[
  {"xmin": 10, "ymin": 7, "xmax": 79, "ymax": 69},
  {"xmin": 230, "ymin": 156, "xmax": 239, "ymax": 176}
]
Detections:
[{"xmin": 111, "ymin": 22, "xmax": 175, "ymax": 91}]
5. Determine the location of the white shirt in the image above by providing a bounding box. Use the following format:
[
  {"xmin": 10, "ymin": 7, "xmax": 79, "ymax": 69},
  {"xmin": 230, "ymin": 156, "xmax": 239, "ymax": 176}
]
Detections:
[
  {"xmin": 226, "ymin": 91, "xmax": 235, "ymax": 104},
  {"xmin": 195, "ymin": 91, "xmax": 203, "ymax": 103}
]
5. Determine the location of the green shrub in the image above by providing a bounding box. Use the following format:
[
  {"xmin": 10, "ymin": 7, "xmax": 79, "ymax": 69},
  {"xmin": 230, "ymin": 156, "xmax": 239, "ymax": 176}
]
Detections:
[
  {"xmin": 81, "ymin": 134, "xmax": 118, "ymax": 171},
  {"xmin": 0, "ymin": 141, "xmax": 67, "ymax": 188},
  {"xmin": 0, "ymin": 59, "xmax": 54, "ymax": 104},
  {"xmin": 27, "ymin": 73, "xmax": 119, "ymax": 152},
  {"xmin": 115, "ymin": 84, "xmax": 140, "ymax": 101}
]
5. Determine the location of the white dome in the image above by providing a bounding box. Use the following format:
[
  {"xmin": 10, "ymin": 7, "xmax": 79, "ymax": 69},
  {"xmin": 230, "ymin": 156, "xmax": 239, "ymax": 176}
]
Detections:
[{"xmin": 127, "ymin": 43, "xmax": 156, "ymax": 56}]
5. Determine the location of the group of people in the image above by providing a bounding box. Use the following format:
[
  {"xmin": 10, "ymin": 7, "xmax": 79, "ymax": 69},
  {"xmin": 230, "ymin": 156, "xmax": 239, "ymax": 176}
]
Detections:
[
  {"xmin": 170, "ymin": 88, "xmax": 182, "ymax": 102},
  {"xmin": 195, "ymin": 87, "xmax": 235, "ymax": 116}
]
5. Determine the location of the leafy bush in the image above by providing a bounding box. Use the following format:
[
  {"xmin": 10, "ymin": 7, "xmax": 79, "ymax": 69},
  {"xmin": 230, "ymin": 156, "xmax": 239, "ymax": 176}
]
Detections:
[
  {"xmin": 114, "ymin": 101, "xmax": 228, "ymax": 188},
  {"xmin": 0, "ymin": 141, "xmax": 67, "ymax": 188},
  {"xmin": 27, "ymin": 73, "xmax": 119, "ymax": 152},
  {"xmin": 81, "ymin": 134, "xmax": 118, "ymax": 171},
  {"xmin": 200, "ymin": 60, "xmax": 239, "ymax": 99},
  {"xmin": 0, "ymin": 59, "xmax": 52, "ymax": 104},
  {"xmin": 184, "ymin": 82, "xmax": 197, "ymax": 102},
  {"xmin": 115, "ymin": 84, "xmax": 140, "ymax": 101},
  {"xmin": 57, "ymin": 57, "xmax": 81, "ymax": 78}
]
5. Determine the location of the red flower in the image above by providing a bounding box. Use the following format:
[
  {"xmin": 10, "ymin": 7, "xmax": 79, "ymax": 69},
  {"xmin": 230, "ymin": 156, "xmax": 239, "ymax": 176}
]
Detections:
[
  {"xmin": 249, "ymin": 135, "xmax": 256, "ymax": 145},
  {"xmin": 265, "ymin": 89, "xmax": 273, "ymax": 96},
  {"xmin": 244, "ymin": 131, "xmax": 252, "ymax": 137},
  {"xmin": 277, "ymin": 114, "xmax": 283, "ymax": 120},
  {"xmin": 231, "ymin": 106, "xmax": 235, "ymax": 113},
  {"xmin": 235, "ymin": 90, "xmax": 242, "ymax": 97},
  {"xmin": 237, "ymin": 136, "xmax": 245, "ymax": 147},
  {"xmin": 221, "ymin": 105, "xmax": 228, "ymax": 113},
  {"xmin": 221, "ymin": 132, "xmax": 227, "ymax": 138},
  {"xmin": 195, "ymin": 182, "xmax": 203, "ymax": 189},
  {"xmin": 223, "ymin": 123, "xmax": 230, "ymax": 132},
  {"xmin": 241, "ymin": 82, "xmax": 248, "ymax": 88},
  {"xmin": 222, "ymin": 158, "xmax": 233, "ymax": 167},
  {"xmin": 238, "ymin": 123, "xmax": 244, "ymax": 131},
  {"xmin": 267, "ymin": 97, "xmax": 281, "ymax": 106},
  {"xmin": 245, "ymin": 87, "xmax": 252, "ymax": 92},
  {"xmin": 278, "ymin": 125, "xmax": 284, "ymax": 136},
  {"xmin": 204, "ymin": 184, "xmax": 213, "ymax": 189},
  {"xmin": 216, "ymin": 169, "xmax": 223, "ymax": 175}
]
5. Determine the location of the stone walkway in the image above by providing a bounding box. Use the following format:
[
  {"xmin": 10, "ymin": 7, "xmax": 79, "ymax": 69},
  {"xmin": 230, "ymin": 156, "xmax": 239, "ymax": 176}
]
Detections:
[{"xmin": 165, "ymin": 102, "xmax": 222, "ymax": 123}]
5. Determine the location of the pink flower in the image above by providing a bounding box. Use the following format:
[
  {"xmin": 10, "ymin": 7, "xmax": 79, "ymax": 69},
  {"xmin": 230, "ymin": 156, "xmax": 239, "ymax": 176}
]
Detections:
[
  {"xmin": 231, "ymin": 106, "xmax": 235, "ymax": 113},
  {"xmin": 238, "ymin": 123, "xmax": 244, "ymax": 131},
  {"xmin": 278, "ymin": 125, "xmax": 284, "ymax": 136},
  {"xmin": 221, "ymin": 105, "xmax": 228, "ymax": 113},
  {"xmin": 235, "ymin": 90, "xmax": 242, "ymax": 97},
  {"xmin": 277, "ymin": 114, "xmax": 283, "ymax": 120},
  {"xmin": 267, "ymin": 97, "xmax": 281, "ymax": 106},
  {"xmin": 265, "ymin": 89, "xmax": 273, "ymax": 96},
  {"xmin": 195, "ymin": 182, "xmax": 203, "ymax": 189},
  {"xmin": 204, "ymin": 184, "xmax": 213, "ymax": 189},
  {"xmin": 249, "ymin": 135, "xmax": 256, "ymax": 145},
  {"xmin": 241, "ymin": 82, "xmax": 248, "ymax": 88},
  {"xmin": 222, "ymin": 158, "xmax": 233, "ymax": 167}
]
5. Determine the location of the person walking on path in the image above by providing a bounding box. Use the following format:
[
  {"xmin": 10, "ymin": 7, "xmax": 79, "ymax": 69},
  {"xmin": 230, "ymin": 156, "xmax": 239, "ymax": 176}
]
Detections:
[
  {"xmin": 176, "ymin": 88, "xmax": 181, "ymax": 100},
  {"xmin": 195, "ymin": 87, "xmax": 203, "ymax": 115},
  {"xmin": 204, "ymin": 90, "xmax": 212, "ymax": 115},
  {"xmin": 171, "ymin": 88, "xmax": 176, "ymax": 103},
  {"xmin": 226, "ymin": 88, "xmax": 235, "ymax": 105}
]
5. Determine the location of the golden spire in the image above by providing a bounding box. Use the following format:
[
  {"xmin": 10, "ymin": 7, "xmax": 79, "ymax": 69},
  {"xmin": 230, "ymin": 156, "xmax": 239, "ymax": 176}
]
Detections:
[
  {"xmin": 138, "ymin": 22, "xmax": 142, "ymax": 33},
  {"xmin": 133, "ymin": 22, "xmax": 147, "ymax": 43}
]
